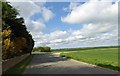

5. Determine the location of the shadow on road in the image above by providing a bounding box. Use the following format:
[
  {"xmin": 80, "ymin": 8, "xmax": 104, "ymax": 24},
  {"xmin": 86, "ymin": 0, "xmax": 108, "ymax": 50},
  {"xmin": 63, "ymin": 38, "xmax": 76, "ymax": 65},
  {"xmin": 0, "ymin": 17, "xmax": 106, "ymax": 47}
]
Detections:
[{"xmin": 30, "ymin": 53, "xmax": 68, "ymax": 65}]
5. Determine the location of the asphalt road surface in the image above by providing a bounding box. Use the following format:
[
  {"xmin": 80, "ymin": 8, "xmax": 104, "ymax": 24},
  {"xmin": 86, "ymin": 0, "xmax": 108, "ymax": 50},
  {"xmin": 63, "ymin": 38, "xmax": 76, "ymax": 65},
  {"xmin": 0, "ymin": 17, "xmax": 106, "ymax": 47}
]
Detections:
[{"xmin": 23, "ymin": 53, "xmax": 118, "ymax": 74}]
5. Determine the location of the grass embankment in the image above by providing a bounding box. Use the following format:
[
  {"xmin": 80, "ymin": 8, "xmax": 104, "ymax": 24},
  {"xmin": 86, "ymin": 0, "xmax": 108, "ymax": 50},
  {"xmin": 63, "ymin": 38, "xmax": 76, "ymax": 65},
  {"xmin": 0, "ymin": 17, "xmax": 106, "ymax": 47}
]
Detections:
[
  {"xmin": 60, "ymin": 47, "xmax": 119, "ymax": 71},
  {"xmin": 3, "ymin": 55, "xmax": 33, "ymax": 74}
]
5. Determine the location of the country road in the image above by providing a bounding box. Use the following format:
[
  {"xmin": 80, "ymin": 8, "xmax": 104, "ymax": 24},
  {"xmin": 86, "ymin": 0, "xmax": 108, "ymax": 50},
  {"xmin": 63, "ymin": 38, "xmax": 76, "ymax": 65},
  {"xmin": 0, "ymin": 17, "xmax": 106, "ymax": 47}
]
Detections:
[{"xmin": 23, "ymin": 53, "xmax": 118, "ymax": 74}]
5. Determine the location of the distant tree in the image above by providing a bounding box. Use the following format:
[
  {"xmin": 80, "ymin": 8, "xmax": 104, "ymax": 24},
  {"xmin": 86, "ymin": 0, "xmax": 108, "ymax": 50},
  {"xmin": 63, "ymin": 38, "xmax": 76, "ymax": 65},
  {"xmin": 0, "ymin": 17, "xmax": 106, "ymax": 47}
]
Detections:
[{"xmin": 33, "ymin": 46, "xmax": 51, "ymax": 52}]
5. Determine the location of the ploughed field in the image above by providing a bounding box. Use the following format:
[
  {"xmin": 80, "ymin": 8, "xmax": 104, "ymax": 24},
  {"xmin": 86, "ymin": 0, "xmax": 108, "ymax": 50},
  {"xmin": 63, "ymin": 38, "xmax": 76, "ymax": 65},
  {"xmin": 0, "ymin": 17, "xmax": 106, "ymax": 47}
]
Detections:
[{"xmin": 52, "ymin": 46, "xmax": 119, "ymax": 71}]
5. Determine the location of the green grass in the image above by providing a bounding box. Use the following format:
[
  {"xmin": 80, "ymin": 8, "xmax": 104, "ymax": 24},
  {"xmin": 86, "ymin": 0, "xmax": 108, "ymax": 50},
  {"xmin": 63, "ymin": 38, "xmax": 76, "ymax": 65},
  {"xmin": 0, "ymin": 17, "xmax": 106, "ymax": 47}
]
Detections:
[
  {"xmin": 60, "ymin": 47, "xmax": 119, "ymax": 71},
  {"xmin": 3, "ymin": 55, "xmax": 33, "ymax": 74}
]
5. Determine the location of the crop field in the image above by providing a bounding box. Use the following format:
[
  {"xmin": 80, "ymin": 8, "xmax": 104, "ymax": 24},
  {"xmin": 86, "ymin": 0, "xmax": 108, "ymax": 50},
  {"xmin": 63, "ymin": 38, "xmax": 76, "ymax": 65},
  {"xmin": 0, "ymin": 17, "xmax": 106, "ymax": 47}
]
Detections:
[{"xmin": 59, "ymin": 46, "xmax": 119, "ymax": 71}]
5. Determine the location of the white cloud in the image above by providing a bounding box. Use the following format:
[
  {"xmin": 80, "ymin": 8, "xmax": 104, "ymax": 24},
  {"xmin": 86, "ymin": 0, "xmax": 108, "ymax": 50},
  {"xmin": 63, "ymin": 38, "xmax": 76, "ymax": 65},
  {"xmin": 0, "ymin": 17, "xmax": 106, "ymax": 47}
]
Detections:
[
  {"xmin": 9, "ymin": 1, "xmax": 41, "ymax": 19},
  {"xmin": 61, "ymin": 0, "xmax": 118, "ymax": 24},
  {"xmin": 33, "ymin": 30, "xmax": 68, "ymax": 47},
  {"xmin": 31, "ymin": 21, "xmax": 46, "ymax": 31},
  {"xmin": 49, "ymin": 30, "xmax": 67, "ymax": 39},
  {"xmin": 42, "ymin": 7, "xmax": 55, "ymax": 22},
  {"xmin": 23, "ymin": 18, "xmax": 46, "ymax": 33},
  {"xmin": 33, "ymin": 24, "xmax": 118, "ymax": 48},
  {"xmin": 80, "ymin": 23, "xmax": 117, "ymax": 36},
  {"xmin": 69, "ymin": 2, "xmax": 80, "ymax": 10}
]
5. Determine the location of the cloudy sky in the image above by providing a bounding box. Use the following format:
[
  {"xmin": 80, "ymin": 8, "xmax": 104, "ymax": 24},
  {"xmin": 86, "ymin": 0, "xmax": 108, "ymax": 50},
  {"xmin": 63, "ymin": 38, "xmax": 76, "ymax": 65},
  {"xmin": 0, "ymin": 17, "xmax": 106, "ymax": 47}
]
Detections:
[{"xmin": 8, "ymin": 0, "xmax": 118, "ymax": 49}]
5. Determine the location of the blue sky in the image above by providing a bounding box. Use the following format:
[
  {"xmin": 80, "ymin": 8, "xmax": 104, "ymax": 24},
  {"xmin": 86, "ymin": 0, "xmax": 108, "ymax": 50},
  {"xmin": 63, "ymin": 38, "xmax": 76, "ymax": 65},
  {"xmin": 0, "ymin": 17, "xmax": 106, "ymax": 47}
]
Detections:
[
  {"xmin": 9, "ymin": 0, "xmax": 118, "ymax": 49},
  {"xmin": 31, "ymin": 2, "xmax": 83, "ymax": 34}
]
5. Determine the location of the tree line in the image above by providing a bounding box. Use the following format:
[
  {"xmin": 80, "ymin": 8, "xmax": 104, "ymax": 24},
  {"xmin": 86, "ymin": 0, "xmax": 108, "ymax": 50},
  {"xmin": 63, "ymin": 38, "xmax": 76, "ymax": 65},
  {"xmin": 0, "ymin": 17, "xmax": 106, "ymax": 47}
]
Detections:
[
  {"xmin": 1, "ymin": 2, "xmax": 34, "ymax": 60},
  {"xmin": 33, "ymin": 46, "xmax": 51, "ymax": 52}
]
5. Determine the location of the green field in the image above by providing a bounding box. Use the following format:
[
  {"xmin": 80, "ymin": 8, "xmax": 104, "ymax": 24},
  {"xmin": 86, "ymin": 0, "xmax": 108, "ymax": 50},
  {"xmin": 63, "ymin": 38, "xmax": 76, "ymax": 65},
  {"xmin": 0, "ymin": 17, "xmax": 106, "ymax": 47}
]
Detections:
[{"xmin": 59, "ymin": 47, "xmax": 119, "ymax": 71}]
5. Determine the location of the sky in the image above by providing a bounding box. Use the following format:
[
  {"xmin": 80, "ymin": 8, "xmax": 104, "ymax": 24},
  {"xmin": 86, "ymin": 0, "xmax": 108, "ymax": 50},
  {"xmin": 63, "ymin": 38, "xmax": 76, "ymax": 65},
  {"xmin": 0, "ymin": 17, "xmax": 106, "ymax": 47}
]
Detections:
[{"xmin": 8, "ymin": 0, "xmax": 119, "ymax": 49}]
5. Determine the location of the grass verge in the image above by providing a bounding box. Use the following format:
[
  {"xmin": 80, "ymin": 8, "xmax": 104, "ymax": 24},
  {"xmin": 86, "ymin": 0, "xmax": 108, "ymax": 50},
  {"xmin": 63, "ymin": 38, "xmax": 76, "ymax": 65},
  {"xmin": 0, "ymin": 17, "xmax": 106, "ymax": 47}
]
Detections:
[{"xmin": 3, "ymin": 54, "xmax": 33, "ymax": 74}]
